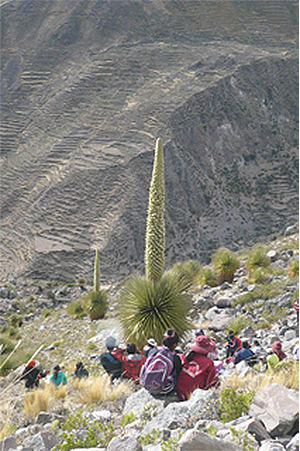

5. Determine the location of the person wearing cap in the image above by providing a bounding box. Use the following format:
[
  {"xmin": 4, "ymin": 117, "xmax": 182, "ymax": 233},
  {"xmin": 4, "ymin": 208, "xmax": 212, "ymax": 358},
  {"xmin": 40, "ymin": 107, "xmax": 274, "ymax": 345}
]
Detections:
[
  {"xmin": 21, "ymin": 359, "xmax": 46, "ymax": 389},
  {"xmin": 234, "ymin": 341, "xmax": 256, "ymax": 367},
  {"xmin": 100, "ymin": 336, "xmax": 122, "ymax": 382},
  {"xmin": 74, "ymin": 361, "xmax": 89, "ymax": 379},
  {"xmin": 176, "ymin": 335, "xmax": 219, "ymax": 401},
  {"xmin": 272, "ymin": 341, "xmax": 287, "ymax": 362},
  {"xmin": 225, "ymin": 330, "xmax": 242, "ymax": 358},
  {"xmin": 112, "ymin": 342, "xmax": 146, "ymax": 383},
  {"xmin": 143, "ymin": 338, "xmax": 158, "ymax": 358},
  {"xmin": 49, "ymin": 364, "xmax": 67, "ymax": 387}
]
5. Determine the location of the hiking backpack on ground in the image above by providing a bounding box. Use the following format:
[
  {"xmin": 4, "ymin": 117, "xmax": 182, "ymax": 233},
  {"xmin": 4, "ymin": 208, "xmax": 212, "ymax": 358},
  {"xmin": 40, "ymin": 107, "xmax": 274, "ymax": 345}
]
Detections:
[{"xmin": 139, "ymin": 346, "xmax": 175, "ymax": 395}]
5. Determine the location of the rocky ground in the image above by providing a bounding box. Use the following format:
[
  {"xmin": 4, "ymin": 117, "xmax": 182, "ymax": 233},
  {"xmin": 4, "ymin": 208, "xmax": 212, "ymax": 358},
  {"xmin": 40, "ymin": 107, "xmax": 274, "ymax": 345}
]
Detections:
[{"xmin": 0, "ymin": 231, "xmax": 299, "ymax": 450}]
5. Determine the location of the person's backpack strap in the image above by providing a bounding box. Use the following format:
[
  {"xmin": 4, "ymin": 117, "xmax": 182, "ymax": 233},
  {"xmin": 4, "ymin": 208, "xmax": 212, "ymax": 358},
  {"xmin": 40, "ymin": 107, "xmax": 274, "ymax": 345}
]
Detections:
[{"xmin": 140, "ymin": 346, "xmax": 175, "ymax": 395}]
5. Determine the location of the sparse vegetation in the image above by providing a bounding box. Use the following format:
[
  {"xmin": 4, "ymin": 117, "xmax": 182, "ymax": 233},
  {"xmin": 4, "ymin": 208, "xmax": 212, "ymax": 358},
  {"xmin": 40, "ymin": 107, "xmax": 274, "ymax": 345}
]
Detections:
[
  {"xmin": 198, "ymin": 266, "xmax": 219, "ymax": 287},
  {"xmin": 212, "ymin": 248, "xmax": 240, "ymax": 284},
  {"xmin": 245, "ymin": 244, "xmax": 270, "ymax": 273},
  {"xmin": 218, "ymin": 387, "xmax": 255, "ymax": 422},
  {"xmin": 66, "ymin": 299, "xmax": 86, "ymax": 319},
  {"xmin": 171, "ymin": 260, "xmax": 202, "ymax": 288}
]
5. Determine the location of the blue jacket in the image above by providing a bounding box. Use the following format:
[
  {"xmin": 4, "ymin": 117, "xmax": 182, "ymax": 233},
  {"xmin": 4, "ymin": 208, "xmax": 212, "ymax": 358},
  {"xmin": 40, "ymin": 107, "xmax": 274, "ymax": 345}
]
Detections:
[{"xmin": 234, "ymin": 348, "xmax": 255, "ymax": 366}]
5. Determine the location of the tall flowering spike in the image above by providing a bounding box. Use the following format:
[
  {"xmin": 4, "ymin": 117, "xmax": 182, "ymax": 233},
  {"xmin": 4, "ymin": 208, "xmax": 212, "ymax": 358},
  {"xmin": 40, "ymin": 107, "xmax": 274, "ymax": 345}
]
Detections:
[
  {"xmin": 94, "ymin": 249, "xmax": 100, "ymax": 292},
  {"xmin": 145, "ymin": 138, "xmax": 165, "ymax": 281}
]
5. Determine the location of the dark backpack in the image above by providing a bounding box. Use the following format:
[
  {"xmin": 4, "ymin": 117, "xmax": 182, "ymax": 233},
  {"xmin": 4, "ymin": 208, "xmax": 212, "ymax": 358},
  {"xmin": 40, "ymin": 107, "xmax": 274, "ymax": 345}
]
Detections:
[
  {"xmin": 139, "ymin": 346, "xmax": 175, "ymax": 395},
  {"xmin": 100, "ymin": 351, "xmax": 122, "ymax": 377}
]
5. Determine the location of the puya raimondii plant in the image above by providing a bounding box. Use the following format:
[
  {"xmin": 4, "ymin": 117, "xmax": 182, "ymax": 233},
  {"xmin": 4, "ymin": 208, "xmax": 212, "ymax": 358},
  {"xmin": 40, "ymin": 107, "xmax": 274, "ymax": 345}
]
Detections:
[
  {"xmin": 82, "ymin": 249, "xmax": 108, "ymax": 320},
  {"xmin": 117, "ymin": 138, "xmax": 192, "ymax": 347}
]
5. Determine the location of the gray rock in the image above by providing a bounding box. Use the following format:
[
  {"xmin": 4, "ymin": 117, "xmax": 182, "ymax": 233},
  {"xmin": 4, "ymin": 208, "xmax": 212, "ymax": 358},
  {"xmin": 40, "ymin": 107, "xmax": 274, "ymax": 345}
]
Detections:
[
  {"xmin": 123, "ymin": 388, "xmax": 164, "ymax": 417},
  {"xmin": 249, "ymin": 383, "xmax": 299, "ymax": 437},
  {"xmin": 90, "ymin": 409, "xmax": 111, "ymax": 421},
  {"xmin": 9, "ymin": 289, "xmax": 18, "ymax": 299},
  {"xmin": 284, "ymin": 330, "xmax": 297, "ymax": 340},
  {"xmin": 36, "ymin": 411, "xmax": 53, "ymax": 425},
  {"xmin": 0, "ymin": 287, "xmax": 9, "ymax": 298},
  {"xmin": 286, "ymin": 433, "xmax": 299, "ymax": 451},
  {"xmin": 209, "ymin": 312, "xmax": 232, "ymax": 331},
  {"xmin": 22, "ymin": 431, "xmax": 59, "ymax": 450},
  {"xmin": 259, "ymin": 439, "xmax": 286, "ymax": 450},
  {"xmin": 0, "ymin": 436, "xmax": 17, "ymax": 450},
  {"xmin": 205, "ymin": 306, "xmax": 220, "ymax": 320},
  {"xmin": 106, "ymin": 434, "xmax": 142, "ymax": 451},
  {"xmin": 227, "ymin": 415, "xmax": 271, "ymax": 444},
  {"xmin": 216, "ymin": 298, "xmax": 232, "ymax": 308},
  {"xmin": 178, "ymin": 429, "xmax": 242, "ymax": 451},
  {"xmin": 142, "ymin": 389, "xmax": 215, "ymax": 434},
  {"xmin": 266, "ymin": 250, "xmax": 277, "ymax": 261}
]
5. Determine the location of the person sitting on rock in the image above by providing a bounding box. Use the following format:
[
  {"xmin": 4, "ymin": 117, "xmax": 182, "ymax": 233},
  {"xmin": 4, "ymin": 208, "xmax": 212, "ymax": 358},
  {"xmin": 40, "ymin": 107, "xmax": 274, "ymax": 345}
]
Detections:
[
  {"xmin": 252, "ymin": 339, "xmax": 262, "ymax": 355},
  {"xmin": 266, "ymin": 348, "xmax": 280, "ymax": 370},
  {"xmin": 49, "ymin": 364, "xmax": 67, "ymax": 387},
  {"xmin": 21, "ymin": 360, "xmax": 47, "ymax": 389},
  {"xmin": 74, "ymin": 361, "xmax": 89, "ymax": 379},
  {"xmin": 176, "ymin": 335, "xmax": 220, "ymax": 401},
  {"xmin": 112, "ymin": 342, "xmax": 146, "ymax": 383},
  {"xmin": 234, "ymin": 341, "xmax": 256, "ymax": 367},
  {"xmin": 143, "ymin": 338, "xmax": 158, "ymax": 358},
  {"xmin": 225, "ymin": 330, "xmax": 242, "ymax": 359},
  {"xmin": 272, "ymin": 341, "xmax": 287, "ymax": 362},
  {"xmin": 100, "ymin": 336, "xmax": 122, "ymax": 383}
]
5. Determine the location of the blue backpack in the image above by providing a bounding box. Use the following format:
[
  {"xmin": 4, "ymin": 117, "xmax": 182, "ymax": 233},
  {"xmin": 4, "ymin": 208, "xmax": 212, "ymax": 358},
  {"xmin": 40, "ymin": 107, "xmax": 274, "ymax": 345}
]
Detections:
[{"xmin": 140, "ymin": 346, "xmax": 175, "ymax": 395}]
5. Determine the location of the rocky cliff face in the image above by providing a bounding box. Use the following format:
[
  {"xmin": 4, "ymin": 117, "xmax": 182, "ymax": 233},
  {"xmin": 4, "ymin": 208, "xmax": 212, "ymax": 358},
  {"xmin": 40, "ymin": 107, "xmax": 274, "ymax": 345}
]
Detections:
[{"xmin": 0, "ymin": 0, "xmax": 298, "ymax": 282}]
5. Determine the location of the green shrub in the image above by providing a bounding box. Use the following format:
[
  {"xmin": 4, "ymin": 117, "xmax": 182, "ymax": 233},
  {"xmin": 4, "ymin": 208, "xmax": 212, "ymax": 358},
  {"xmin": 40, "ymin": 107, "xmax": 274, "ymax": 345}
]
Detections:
[
  {"xmin": 66, "ymin": 299, "xmax": 87, "ymax": 319},
  {"xmin": 117, "ymin": 272, "xmax": 192, "ymax": 348},
  {"xmin": 42, "ymin": 309, "xmax": 53, "ymax": 318},
  {"xmin": 0, "ymin": 337, "xmax": 15, "ymax": 354},
  {"xmin": 198, "ymin": 267, "xmax": 219, "ymax": 287},
  {"xmin": 227, "ymin": 315, "xmax": 253, "ymax": 335},
  {"xmin": 246, "ymin": 244, "xmax": 270, "ymax": 273},
  {"xmin": 288, "ymin": 258, "xmax": 299, "ymax": 277},
  {"xmin": 83, "ymin": 290, "xmax": 108, "ymax": 320},
  {"xmin": 28, "ymin": 295, "xmax": 35, "ymax": 302},
  {"xmin": 121, "ymin": 412, "xmax": 136, "ymax": 428},
  {"xmin": 171, "ymin": 260, "xmax": 202, "ymax": 288},
  {"xmin": 45, "ymin": 290, "xmax": 55, "ymax": 301},
  {"xmin": 138, "ymin": 429, "xmax": 161, "ymax": 446},
  {"xmin": 86, "ymin": 341, "xmax": 98, "ymax": 351},
  {"xmin": 248, "ymin": 267, "xmax": 270, "ymax": 284},
  {"xmin": 219, "ymin": 388, "xmax": 255, "ymax": 422},
  {"xmin": 212, "ymin": 248, "xmax": 239, "ymax": 283},
  {"xmin": 8, "ymin": 314, "xmax": 22, "ymax": 326},
  {"xmin": 77, "ymin": 278, "xmax": 86, "ymax": 286}
]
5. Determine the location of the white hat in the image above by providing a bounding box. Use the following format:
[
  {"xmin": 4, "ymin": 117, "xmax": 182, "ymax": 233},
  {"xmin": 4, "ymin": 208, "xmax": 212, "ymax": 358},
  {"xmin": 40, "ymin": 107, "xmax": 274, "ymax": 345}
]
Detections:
[{"xmin": 147, "ymin": 338, "xmax": 157, "ymax": 347}]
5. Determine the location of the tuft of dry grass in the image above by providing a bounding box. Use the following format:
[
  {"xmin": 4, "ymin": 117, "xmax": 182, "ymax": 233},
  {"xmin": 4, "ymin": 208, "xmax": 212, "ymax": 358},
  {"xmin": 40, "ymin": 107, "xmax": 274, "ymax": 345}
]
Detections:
[
  {"xmin": 24, "ymin": 382, "xmax": 67, "ymax": 418},
  {"xmin": 0, "ymin": 399, "xmax": 18, "ymax": 439},
  {"xmin": 221, "ymin": 360, "xmax": 299, "ymax": 393},
  {"xmin": 73, "ymin": 374, "xmax": 133, "ymax": 405}
]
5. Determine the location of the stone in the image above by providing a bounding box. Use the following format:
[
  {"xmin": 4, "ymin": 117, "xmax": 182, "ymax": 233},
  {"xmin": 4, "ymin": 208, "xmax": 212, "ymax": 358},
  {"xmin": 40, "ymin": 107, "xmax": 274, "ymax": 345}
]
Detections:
[
  {"xmin": 22, "ymin": 431, "xmax": 59, "ymax": 450},
  {"xmin": 216, "ymin": 298, "xmax": 232, "ymax": 308},
  {"xmin": 178, "ymin": 429, "xmax": 242, "ymax": 451},
  {"xmin": 90, "ymin": 409, "xmax": 111, "ymax": 421},
  {"xmin": 227, "ymin": 415, "xmax": 271, "ymax": 444},
  {"xmin": 106, "ymin": 434, "xmax": 142, "ymax": 451},
  {"xmin": 209, "ymin": 312, "xmax": 232, "ymax": 331},
  {"xmin": 259, "ymin": 439, "xmax": 286, "ymax": 450},
  {"xmin": 249, "ymin": 383, "xmax": 299, "ymax": 437},
  {"xmin": 286, "ymin": 433, "xmax": 299, "ymax": 451},
  {"xmin": 284, "ymin": 330, "xmax": 297, "ymax": 340},
  {"xmin": 36, "ymin": 411, "xmax": 53, "ymax": 425},
  {"xmin": 0, "ymin": 287, "xmax": 9, "ymax": 298},
  {"xmin": 142, "ymin": 389, "xmax": 215, "ymax": 434},
  {"xmin": 123, "ymin": 388, "xmax": 164, "ymax": 417},
  {"xmin": 266, "ymin": 250, "xmax": 277, "ymax": 261},
  {"xmin": 0, "ymin": 436, "xmax": 17, "ymax": 450}
]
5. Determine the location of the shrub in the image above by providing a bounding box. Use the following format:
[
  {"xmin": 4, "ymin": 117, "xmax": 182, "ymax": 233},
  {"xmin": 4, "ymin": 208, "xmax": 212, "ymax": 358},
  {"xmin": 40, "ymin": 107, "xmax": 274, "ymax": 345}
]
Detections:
[
  {"xmin": 117, "ymin": 272, "xmax": 192, "ymax": 348},
  {"xmin": 8, "ymin": 314, "xmax": 22, "ymax": 326},
  {"xmin": 77, "ymin": 277, "xmax": 86, "ymax": 286},
  {"xmin": 219, "ymin": 387, "xmax": 255, "ymax": 422},
  {"xmin": 288, "ymin": 258, "xmax": 299, "ymax": 277},
  {"xmin": 73, "ymin": 375, "xmax": 132, "ymax": 404},
  {"xmin": 248, "ymin": 267, "xmax": 270, "ymax": 284},
  {"xmin": 66, "ymin": 299, "xmax": 86, "ymax": 319},
  {"xmin": 198, "ymin": 266, "xmax": 219, "ymax": 287},
  {"xmin": 227, "ymin": 315, "xmax": 252, "ymax": 335},
  {"xmin": 0, "ymin": 337, "xmax": 15, "ymax": 354},
  {"xmin": 171, "ymin": 260, "xmax": 202, "ymax": 288},
  {"xmin": 212, "ymin": 248, "xmax": 239, "ymax": 283},
  {"xmin": 246, "ymin": 244, "xmax": 270, "ymax": 273},
  {"xmin": 83, "ymin": 290, "xmax": 108, "ymax": 320}
]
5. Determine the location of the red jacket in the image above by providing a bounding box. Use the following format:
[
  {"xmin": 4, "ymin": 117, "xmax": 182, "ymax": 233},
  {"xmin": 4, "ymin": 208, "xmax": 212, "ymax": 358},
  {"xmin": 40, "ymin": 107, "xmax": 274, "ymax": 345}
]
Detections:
[
  {"xmin": 176, "ymin": 353, "xmax": 218, "ymax": 401},
  {"xmin": 112, "ymin": 348, "xmax": 146, "ymax": 382}
]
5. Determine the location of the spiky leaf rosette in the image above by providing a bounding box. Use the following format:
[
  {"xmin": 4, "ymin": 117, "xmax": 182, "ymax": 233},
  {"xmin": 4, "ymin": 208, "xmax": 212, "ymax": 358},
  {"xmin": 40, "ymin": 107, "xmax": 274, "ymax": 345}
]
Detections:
[
  {"xmin": 212, "ymin": 248, "xmax": 240, "ymax": 284},
  {"xmin": 145, "ymin": 138, "xmax": 165, "ymax": 282},
  {"xmin": 94, "ymin": 249, "xmax": 100, "ymax": 292},
  {"xmin": 117, "ymin": 272, "xmax": 192, "ymax": 348}
]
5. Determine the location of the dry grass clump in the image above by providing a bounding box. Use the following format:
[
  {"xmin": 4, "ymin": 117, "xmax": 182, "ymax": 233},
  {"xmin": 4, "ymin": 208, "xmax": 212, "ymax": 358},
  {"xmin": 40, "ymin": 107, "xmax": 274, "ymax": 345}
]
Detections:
[
  {"xmin": 0, "ymin": 399, "xmax": 18, "ymax": 439},
  {"xmin": 24, "ymin": 382, "xmax": 67, "ymax": 418},
  {"xmin": 73, "ymin": 374, "xmax": 133, "ymax": 405},
  {"xmin": 221, "ymin": 360, "xmax": 299, "ymax": 393}
]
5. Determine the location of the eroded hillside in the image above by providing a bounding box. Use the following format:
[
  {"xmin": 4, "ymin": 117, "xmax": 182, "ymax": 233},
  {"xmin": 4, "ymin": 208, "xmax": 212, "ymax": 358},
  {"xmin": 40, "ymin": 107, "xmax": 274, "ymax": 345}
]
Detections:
[{"xmin": 0, "ymin": 0, "xmax": 298, "ymax": 282}]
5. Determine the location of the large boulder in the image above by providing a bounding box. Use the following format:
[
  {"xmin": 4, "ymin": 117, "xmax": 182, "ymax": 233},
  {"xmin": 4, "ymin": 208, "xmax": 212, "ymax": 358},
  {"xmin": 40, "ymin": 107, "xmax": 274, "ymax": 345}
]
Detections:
[
  {"xmin": 249, "ymin": 384, "xmax": 299, "ymax": 437},
  {"xmin": 22, "ymin": 432, "xmax": 59, "ymax": 450},
  {"xmin": 123, "ymin": 388, "xmax": 164, "ymax": 417},
  {"xmin": 142, "ymin": 389, "xmax": 216, "ymax": 434},
  {"xmin": 178, "ymin": 429, "xmax": 242, "ymax": 451},
  {"xmin": 106, "ymin": 435, "xmax": 142, "ymax": 451}
]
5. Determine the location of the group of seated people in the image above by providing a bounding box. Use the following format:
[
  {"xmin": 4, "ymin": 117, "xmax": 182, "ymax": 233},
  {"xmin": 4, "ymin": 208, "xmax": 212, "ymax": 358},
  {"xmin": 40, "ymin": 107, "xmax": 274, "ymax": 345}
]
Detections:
[{"xmin": 21, "ymin": 328, "xmax": 293, "ymax": 401}]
